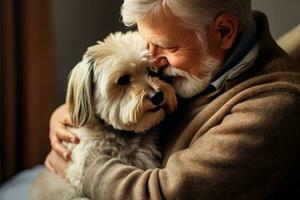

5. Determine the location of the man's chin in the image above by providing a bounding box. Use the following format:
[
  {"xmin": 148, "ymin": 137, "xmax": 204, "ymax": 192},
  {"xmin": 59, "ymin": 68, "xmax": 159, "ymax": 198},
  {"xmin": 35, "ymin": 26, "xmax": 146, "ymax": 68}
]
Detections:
[
  {"xmin": 175, "ymin": 88, "xmax": 199, "ymax": 98},
  {"xmin": 161, "ymin": 63, "xmax": 216, "ymax": 98},
  {"xmin": 173, "ymin": 79, "xmax": 201, "ymax": 98},
  {"xmin": 172, "ymin": 77, "xmax": 209, "ymax": 98}
]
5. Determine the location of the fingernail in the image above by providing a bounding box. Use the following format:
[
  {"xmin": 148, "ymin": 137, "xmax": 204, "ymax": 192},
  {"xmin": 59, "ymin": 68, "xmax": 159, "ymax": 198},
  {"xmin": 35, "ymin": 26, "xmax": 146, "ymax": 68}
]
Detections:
[
  {"xmin": 63, "ymin": 151, "xmax": 70, "ymax": 160},
  {"xmin": 71, "ymin": 137, "xmax": 79, "ymax": 143}
]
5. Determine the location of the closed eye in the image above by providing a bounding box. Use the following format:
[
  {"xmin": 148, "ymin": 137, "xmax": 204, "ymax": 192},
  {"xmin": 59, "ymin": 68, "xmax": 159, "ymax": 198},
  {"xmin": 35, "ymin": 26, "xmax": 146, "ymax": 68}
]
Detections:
[
  {"xmin": 117, "ymin": 74, "xmax": 130, "ymax": 85},
  {"xmin": 166, "ymin": 47, "xmax": 178, "ymax": 53}
]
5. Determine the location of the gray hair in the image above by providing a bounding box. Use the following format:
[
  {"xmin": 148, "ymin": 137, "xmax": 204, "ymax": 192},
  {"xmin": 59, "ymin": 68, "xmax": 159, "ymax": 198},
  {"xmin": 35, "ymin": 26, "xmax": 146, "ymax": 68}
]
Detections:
[{"xmin": 121, "ymin": 0, "xmax": 252, "ymax": 34}]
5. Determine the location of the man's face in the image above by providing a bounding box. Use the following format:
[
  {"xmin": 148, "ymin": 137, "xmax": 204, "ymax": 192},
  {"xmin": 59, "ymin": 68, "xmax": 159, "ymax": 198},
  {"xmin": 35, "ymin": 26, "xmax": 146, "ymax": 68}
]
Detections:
[{"xmin": 137, "ymin": 13, "xmax": 225, "ymax": 97}]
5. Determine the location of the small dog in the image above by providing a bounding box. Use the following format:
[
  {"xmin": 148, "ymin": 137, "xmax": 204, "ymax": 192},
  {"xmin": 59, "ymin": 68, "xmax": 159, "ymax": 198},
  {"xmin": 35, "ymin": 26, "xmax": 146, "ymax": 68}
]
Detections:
[{"xmin": 29, "ymin": 31, "xmax": 177, "ymax": 200}]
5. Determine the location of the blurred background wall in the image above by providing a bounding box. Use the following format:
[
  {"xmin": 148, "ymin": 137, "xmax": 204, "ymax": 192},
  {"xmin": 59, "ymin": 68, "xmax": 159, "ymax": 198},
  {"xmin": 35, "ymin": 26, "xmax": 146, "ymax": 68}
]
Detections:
[
  {"xmin": 252, "ymin": 0, "xmax": 300, "ymax": 38},
  {"xmin": 52, "ymin": 0, "xmax": 125, "ymax": 105}
]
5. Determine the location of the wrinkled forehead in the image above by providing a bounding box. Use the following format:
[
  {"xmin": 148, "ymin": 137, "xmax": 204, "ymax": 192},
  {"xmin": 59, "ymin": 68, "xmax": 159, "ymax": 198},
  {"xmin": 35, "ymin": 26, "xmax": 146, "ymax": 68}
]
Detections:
[{"xmin": 137, "ymin": 14, "xmax": 192, "ymax": 47}]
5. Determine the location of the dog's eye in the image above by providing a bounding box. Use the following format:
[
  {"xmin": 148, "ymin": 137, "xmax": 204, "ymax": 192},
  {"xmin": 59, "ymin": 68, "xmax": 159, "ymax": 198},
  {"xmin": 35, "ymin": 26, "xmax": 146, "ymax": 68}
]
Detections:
[{"xmin": 117, "ymin": 74, "xmax": 130, "ymax": 85}]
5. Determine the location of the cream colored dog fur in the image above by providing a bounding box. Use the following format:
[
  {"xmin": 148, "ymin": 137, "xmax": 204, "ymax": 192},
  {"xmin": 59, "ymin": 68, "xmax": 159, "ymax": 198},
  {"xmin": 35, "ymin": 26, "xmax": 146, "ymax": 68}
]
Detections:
[{"xmin": 29, "ymin": 31, "xmax": 177, "ymax": 200}]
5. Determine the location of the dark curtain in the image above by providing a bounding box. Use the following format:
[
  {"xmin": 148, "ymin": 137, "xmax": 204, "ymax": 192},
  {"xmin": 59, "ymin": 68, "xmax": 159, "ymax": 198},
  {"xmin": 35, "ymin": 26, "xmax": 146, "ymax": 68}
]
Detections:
[{"xmin": 0, "ymin": 0, "xmax": 55, "ymax": 182}]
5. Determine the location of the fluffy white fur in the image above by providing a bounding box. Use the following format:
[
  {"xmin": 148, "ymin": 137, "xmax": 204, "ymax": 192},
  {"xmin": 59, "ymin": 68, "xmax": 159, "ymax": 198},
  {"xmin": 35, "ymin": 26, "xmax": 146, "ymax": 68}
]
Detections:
[{"xmin": 29, "ymin": 31, "xmax": 177, "ymax": 200}]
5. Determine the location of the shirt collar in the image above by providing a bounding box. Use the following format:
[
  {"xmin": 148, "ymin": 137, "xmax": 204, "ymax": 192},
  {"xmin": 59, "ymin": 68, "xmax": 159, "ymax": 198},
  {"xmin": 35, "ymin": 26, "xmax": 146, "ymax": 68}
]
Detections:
[
  {"xmin": 211, "ymin": 17, "xmax": 260, "ymax": 89},
  {"xmin": 211, "ymin": 43, "xmax": 260, "ymax": 89}
]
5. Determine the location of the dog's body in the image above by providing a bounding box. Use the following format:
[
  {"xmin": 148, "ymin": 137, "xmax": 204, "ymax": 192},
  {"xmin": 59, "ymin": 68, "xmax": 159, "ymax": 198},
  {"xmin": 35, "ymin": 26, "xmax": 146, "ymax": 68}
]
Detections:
[{"xmin": 29, "ymin": 31, "xmax": 177, "ymax": 200}]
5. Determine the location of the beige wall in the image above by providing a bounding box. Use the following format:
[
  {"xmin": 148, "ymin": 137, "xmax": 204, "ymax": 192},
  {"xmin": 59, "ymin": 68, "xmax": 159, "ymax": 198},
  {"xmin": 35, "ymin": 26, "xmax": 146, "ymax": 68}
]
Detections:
[{"xmin": 253, "ymin": 0, "xmax": 300, "ymax": 39}]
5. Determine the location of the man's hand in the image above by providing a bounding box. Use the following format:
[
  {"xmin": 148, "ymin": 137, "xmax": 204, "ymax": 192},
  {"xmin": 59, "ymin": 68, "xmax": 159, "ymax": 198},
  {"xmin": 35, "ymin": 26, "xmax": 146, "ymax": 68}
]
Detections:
[
  {"xmin": 45, "ymin": 104, "xmax": 80, "ymax": 177},
  {"xmin": 44, "ymin": 150, "xmax": 68, "ymax": 178}
]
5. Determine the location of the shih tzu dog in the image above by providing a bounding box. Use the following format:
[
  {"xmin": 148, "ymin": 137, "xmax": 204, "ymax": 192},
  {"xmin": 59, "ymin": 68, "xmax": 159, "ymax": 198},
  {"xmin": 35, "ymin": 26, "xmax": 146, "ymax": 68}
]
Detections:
[{"xmin": 29, "ymin": 31, "xmax": 177, "ymax": 200}]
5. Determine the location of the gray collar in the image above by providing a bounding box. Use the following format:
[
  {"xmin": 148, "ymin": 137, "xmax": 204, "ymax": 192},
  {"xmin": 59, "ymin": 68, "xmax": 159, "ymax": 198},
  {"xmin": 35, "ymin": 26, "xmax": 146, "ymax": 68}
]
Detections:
[
  {"xmin": 211, "ymin": 43, "xmax": 260, "ymax": 89},
  {"xmin": 211, "ymin": 17, "xmax": 260, "ymax": 89}
]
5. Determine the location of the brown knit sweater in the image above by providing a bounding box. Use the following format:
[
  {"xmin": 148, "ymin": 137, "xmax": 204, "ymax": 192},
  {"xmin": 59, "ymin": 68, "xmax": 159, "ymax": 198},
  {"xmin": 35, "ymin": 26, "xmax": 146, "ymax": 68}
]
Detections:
[{"xmin": 82, "ymin": 12, "xmax": 300, "ymax": 200}]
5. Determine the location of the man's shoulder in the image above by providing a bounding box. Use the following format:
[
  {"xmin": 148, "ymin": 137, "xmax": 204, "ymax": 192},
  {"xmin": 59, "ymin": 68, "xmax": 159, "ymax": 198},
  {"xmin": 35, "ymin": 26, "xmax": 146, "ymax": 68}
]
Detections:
[
  {"xmin": 224, "ymin": 42, "xmax": 300, "ymax": 100},
  {"xmin": 184, "ymin": 65, "xmax": 300, "ymax": 127}
]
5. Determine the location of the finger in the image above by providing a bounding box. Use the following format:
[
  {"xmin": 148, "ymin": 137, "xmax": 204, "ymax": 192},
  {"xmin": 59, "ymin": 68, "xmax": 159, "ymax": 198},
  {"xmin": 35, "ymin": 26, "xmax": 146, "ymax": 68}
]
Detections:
[
  {"xmin": 61, "ymin": 113, "xmax": 76, "ymax": 127},
  {"xmin": 50, "ymin": 137, "xmax": 72, "ymax": 161},
  {"xmin": 44, "ymin": 159, "xmax": 56, "ymax": 174},
  {"xmin": 45, "ymin": 150, "xmax": 67, "ymax": 178},
  {"xmin": 56, "ymin": 126, "xmax": 80, "ymax": 144},
  {"xmin": 51, "ymin": 150, "xmax": 68, "ymax": 178}
]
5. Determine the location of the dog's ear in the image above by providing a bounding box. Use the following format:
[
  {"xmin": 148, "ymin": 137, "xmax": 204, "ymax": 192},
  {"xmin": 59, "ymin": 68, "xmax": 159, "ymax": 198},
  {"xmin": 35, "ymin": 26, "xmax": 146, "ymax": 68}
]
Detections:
[{"xmin": 66, "ymin": 58, "xmax": 94, "ymax": 126}]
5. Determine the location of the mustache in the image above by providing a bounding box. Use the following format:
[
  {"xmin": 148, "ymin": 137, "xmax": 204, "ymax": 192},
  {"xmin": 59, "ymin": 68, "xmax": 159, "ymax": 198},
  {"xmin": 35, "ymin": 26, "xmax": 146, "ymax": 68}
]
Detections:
[
  {"xmin": 147, "ymin": 65, "xmax": 192, "ymax": 84},
  {"xmin": 150, "ymin": 65, "xmax": 177, "ymax": 83},
  {"xmin": 149, "ymin": 65, "xmax": 185, "ymax": 77},
  {"xmin": 149, "ymin": 66, "xmax": 191, "ymax": 85},
  {"xmin": 163, "ymin": 66, "xmax": 187, "ymax": 77}
]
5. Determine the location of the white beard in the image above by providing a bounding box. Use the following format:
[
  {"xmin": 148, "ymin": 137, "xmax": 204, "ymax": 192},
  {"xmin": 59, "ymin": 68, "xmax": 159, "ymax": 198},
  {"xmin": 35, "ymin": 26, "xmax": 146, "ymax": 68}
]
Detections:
[{"xmin": 163, "ymin": 57, "xmax": 221, "ymax": 98}]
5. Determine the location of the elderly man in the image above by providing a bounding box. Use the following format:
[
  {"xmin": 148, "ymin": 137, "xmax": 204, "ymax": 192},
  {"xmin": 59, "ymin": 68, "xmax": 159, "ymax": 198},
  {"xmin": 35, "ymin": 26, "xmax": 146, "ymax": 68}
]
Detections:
[{"xmin": 46, "ymin": 0, "xmax": 300, "ymax": 199}]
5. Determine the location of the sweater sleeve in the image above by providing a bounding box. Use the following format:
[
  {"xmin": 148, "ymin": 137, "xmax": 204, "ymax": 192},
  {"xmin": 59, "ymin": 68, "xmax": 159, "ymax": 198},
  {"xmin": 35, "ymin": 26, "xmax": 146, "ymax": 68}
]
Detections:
[{"xmin": 82, "ymin": 93, "xmax": 300, "ymax": 200}]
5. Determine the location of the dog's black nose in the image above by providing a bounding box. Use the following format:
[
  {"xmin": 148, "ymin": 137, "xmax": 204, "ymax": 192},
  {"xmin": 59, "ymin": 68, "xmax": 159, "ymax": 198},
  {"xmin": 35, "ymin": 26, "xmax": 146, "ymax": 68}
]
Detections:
[{"xmin": 149, "ymin": 91, "xmax": 164, "ymax": 105}]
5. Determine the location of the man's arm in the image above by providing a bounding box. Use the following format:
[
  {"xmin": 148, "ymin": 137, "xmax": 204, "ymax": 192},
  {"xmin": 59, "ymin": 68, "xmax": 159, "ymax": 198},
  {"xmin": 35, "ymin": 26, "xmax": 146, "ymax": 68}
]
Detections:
[
  {"xmin": 83, "ymin": 92, "xmax": 300, "ymax": 200},
  {"xmin": 45, "ymin": 104, "xmax": 79, "ymax": 176}
]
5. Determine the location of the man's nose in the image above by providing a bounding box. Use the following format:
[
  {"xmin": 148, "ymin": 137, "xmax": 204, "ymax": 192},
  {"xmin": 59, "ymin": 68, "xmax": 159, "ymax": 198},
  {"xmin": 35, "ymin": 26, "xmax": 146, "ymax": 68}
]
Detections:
[
  {"xmin": 151, "ymin": 57, "xmax": 168, "ymax": 68},
  {"xmin": 149, "ymin": 45, "xmax": 168, "ymax": 68}
]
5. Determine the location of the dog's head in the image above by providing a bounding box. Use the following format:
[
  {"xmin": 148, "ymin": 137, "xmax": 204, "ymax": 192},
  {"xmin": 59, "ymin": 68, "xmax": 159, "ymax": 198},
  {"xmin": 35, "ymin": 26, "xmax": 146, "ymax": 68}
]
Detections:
[{"xmin": 66, "ymin": 31, "xmax": 177, "ymax": 133}]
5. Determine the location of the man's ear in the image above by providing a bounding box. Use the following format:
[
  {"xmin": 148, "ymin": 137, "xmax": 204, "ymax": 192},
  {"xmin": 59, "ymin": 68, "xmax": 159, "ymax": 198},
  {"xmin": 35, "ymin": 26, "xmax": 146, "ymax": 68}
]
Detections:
[{"xmin": 213, "ymin": 13, "xmax": 239, "ymax": 50}]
